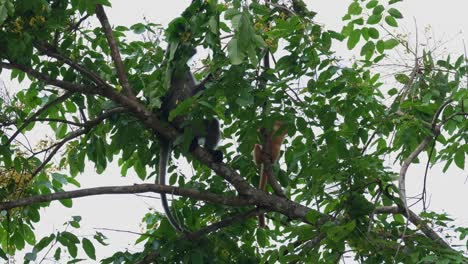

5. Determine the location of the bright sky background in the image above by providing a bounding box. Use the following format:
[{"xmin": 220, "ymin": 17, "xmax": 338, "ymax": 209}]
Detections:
[{"xmin": 1, "ymin": 0, "xmax": 466, "ymax": 262}]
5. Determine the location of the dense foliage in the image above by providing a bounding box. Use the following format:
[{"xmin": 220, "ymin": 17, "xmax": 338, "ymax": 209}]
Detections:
[{"xmin": 0, "ymin": 0, "xmax": 466, "ymax": 263}]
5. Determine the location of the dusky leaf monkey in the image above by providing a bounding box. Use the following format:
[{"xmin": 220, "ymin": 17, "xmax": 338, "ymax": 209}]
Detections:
[
  {"xmin": 157, "ymin": 46, "xmax": 223, "ymax": 232},
  {"xmin": 253, "ymin": 120, "xmax": 287, "ymax": 228}
]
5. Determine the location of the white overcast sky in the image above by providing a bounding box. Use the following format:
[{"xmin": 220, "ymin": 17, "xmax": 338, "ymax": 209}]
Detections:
[{"xmin": 2, "ymin": 0, "xmax": 467, "ymax": 262}]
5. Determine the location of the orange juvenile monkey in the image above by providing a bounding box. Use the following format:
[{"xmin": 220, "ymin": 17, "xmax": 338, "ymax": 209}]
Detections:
[{"xmin": 253, "ymin": 120, "xmax": 287, "ymax": 228}]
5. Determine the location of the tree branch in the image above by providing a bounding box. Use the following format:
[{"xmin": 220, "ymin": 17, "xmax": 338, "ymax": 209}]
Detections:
[
  {"xmin": 0, "ymin": 58, "xmax": 327, "ymax": 229},
  {"xmin": 31, "ymin": 107, "xmax": 126, "ymax": 177},
  {"xmin": 397, "ymin": 58, "xmax": 420, "ymax": 114},
  {"xmin": 374, "ymin": 206, "xmax": 451, "ymax": 249},
  {"xmin": 35, "ymin": 42, "xmax": 111, "ymax": 89},
  {"xmin": 95, "ymin": 5, "xmax": 135, "ymax": 98},
  {"xmin": 0, "ymin": 184, "xmax": 250, "ymax": 211},
  {"xmin": 185, "ymin": 208, "xmax": 263, "ymax": 240},
  {"xmin": 3, "ymin": 92, "xmax": 73, "ymax": 146},
  {"xmin": 137, "ymin": 209, "xmax": 264, "ymax": 264}
]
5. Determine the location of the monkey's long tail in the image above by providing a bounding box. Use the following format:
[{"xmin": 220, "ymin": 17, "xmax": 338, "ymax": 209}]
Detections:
[
  {"xmin": 158, "ymin": 140, "xmax": 185, "ymax": 232},
  {"xmin": 258, "ymin": 164, "xmax": 268, "ymax": 228}
]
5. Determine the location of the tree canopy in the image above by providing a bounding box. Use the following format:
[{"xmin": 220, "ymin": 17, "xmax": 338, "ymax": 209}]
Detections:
[{"xmin": 0, "ymin": 0, "xmax": 467, "ymax": 263}]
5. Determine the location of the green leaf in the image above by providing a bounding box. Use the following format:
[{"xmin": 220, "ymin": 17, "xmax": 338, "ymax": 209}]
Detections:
[
  {"xmin": 227, "ymin": 38, "xmax": 244, "ymax": 65},
  {"xmin": 59, "ymin": 198, "xmax": 73, "ymax": 208},
  {"xmin": 0, "ymin": 248, "xmax": 7, "ymax": 260},
  {"xmin": 368, "ymin": 27, "xmax": 379, "ymax": 39},
  {"xmin": 191, "ymin": 250, "xmax": 204, "ymax": 264},
  {"xmin": 388, "ymin": 8, "xmax": 403, "ymax": 19},
  {"xmin": 54, "ymin": 247, "xmax": 61, "ymax": 260},
  {"xmin": 35, "ymin": 234, "xmax": 56, "ymax": 252},
  {"xmin": 366, "ymin": 0, "xmax": 378, "ymax": 9},
  {"xmin": 82, "ymin": 238, "xmax": 97, "ymax": 260},
  {"xmin": 384, "ymin": 39, "xmax": 399, "ymax": 49},
  {"xmin": 367, "ymin": 14, "xmax": 382, "ymax": 25},
  {"xmin": 388, "ymin": 88, "xmax": 398, "ymax": 96},
  {"xmin": 347, "ymin": 30, "xmax": 361, "ymax": 50},
  {"xmin": 360, "ymin": 41, "xmax": 375, "ymax": 56},
  {"xmin": 25, "ymin": 252, "xmax": 37, "ymax": 261},
  {"xmin": 0, "ymin": 5, "xmax": 8, "ymax": 25},
  {"xmin": 256, "ymin": 228, "xmax": 268, "ymax": 247},
  {"xmin": 454, "ymin": 148, "xmax": 465, "ymax": 169},
  {"xmin": 394, "ymin": 213, "xmax": 405, "ymax": 224},
  {"xmin": 348, "ymin": 2, "xmax": 362, "ymax": 15},
  {"xmin": 385, "ymin": 16, "xmax": 398, "ymax": 27},
  {"xmin": 305, "ymin": 209, "xmax": 321, "ymax": 223},
  {"xmin": 373, "ymin": 5, "xmax": 385, "ymax": 15},
  {"xmin": 395, "ymin": 73, "xmax": 409, "ymax": 84},
  {"xmin": 376, "ymin": 39, "xmax": 385, "ymax": 54}
]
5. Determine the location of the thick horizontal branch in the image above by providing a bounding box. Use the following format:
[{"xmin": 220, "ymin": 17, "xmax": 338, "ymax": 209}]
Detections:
[
  {"xmin": 0, "ymin": 184, "xmax": 251, "ymax": 211},
  {"xmin": 0, "ymin": 58, "xmax": 324, "ymax": 227}
]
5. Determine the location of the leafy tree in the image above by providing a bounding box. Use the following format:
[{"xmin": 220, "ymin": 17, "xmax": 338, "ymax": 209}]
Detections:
[{"xmin": 0, "ymin": 0, "xmax": 466, "ymax": 263}]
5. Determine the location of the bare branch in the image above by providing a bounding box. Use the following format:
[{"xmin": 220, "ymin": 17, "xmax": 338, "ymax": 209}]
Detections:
[
  {"xmin": 398, "ymin": 136, "xmax": 432, "ymax": 213},
  {"xmin": 0, "ymin": 183, "xmax": 250, "ymax": 212},
  {"xmin": 95, "ymin": 5, "xmax": 135, "ymax": 98}
]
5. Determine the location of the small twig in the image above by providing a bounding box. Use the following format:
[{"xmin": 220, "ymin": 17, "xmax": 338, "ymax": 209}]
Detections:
[
  {"xmin": 17, "ymin": 118, "xmax": 83, "ymax": 127},
  {"xmin": 94, "ymin": 227, "xmax": 155, "ymax": 237},
  {"xmin": 265, "ymin": 1, "xmax": 298, "ymax": 17},
  {"xmin": 421, "ymin": 140, "xmax": 436, "ymax": 210},
  {"xmin": 69, "ymin": 14, "xmax": 90, "ymax": 32},
  {"xmin": 95, "ymin": 5, "xmax": 135, "ymax": 98}
]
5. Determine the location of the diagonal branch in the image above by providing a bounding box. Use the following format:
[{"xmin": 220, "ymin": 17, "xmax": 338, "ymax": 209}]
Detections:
[
  {"xmin": 398, "ymin": 136, "xmax": 432, "ymax": 213},
  {"xmin": 185, "ymin": 208, "xmax": 263, "ymax": 240},
  {"xmin": 4, "ymin": 92, "xmax": 73, "ymax": 146},
  {"xmin": 31, "ymin": 107, "xmax": 126, "ymax": 177},
  {"xmin": 398, "ymin": 98, "xmax": 456, "ymax": 215},
  {"xmin": 374, "ymin": 206, "xmax": 452, "ymax": 249},
  {"xmin": 0, "ymin": 58, "xmax": 336, "ymax": 230},
  {"xmin": 0, "ymin": 61, "xmax": 97, "ymax": 95},
  {"xmin": 95, "ymin": 4, "xmax": 135, "ymax": 98},
  {"xmin": 0, "ymin": 183, "xmax": 250, "ymax": 211},
  {"xmin": 397, "ymin": 58, "xmax": 420, "ymax": 114},
  {"xmin": 35, "ymin": 42, "xmax": 111, "ymax": 89}
]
